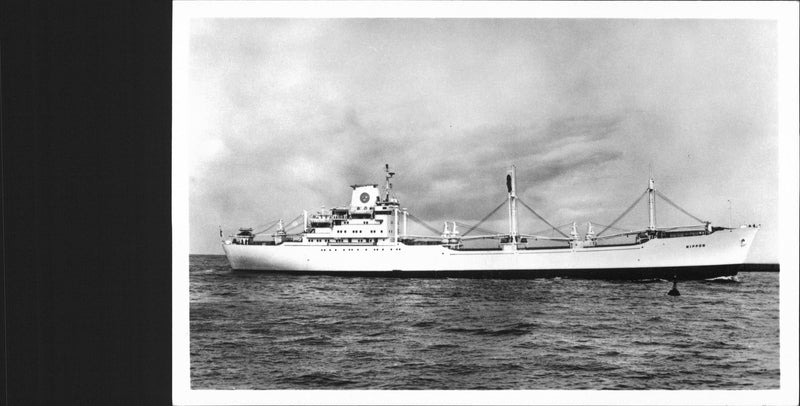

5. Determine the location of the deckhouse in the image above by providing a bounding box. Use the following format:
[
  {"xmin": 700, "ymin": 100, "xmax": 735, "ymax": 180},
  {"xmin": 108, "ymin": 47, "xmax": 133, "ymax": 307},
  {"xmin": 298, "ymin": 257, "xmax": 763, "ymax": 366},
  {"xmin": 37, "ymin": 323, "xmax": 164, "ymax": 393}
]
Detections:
[{"xmin": 299, "ymin": 165, "xmax": 407, "ymax": 246}]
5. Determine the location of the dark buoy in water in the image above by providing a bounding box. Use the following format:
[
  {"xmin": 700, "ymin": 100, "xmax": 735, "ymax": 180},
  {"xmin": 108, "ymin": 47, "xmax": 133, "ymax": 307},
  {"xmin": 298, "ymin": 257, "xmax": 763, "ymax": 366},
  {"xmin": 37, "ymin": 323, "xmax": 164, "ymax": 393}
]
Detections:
[{"xmin": 668, "ymin": 275, "xmax": 680, "ymax": 296}]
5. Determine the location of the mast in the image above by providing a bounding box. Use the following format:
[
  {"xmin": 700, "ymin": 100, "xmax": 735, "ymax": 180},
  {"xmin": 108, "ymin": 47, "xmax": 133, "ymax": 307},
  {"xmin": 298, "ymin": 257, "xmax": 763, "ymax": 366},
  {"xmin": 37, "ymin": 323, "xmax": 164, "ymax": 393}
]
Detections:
[
  {"xmin": 648, "ymin": 178, "xmax": 656, "ymax": 231},
  {"xmin": 385, "ymin": 164, "xmax": 398, "ymax": 244},
  {"xmin": 507, "ymin": 166, "xmax": 518, "ymax": 242},
  {"xmin": 402, "ymin": 208, "xmax": 408, "ymax": 238},
  {"xmin": 383, "ymin": 163, "xmax": 395, "ymax": 201},
  {"xmin": 585, "ymin": 222, "xmax": 595, "ymax": 240}
]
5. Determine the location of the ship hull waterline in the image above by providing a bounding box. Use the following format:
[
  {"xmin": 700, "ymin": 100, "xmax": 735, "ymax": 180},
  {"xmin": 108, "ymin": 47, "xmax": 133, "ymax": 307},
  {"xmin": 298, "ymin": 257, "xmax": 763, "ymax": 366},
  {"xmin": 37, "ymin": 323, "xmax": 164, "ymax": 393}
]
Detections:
[
  {"xmin": 226, "ymin": 264, "xmax": 742, "ymax": 280},
  {"xmin": 222, "ymin": 227, "xmax": 757, "ymax": 281}
]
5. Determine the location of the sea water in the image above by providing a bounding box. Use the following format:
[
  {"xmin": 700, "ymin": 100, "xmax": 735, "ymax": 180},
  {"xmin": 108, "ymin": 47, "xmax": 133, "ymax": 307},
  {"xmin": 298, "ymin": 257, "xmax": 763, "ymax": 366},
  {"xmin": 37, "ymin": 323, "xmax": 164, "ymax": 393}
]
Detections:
[{"xmin": 189, "ymin": 255, "xmax": 779, "ymax": 389}]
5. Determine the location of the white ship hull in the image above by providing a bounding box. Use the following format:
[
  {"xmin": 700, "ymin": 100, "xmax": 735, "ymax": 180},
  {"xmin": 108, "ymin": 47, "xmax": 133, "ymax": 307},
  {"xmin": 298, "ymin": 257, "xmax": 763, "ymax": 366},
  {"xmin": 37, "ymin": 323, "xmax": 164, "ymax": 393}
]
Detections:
[{"xmin": 222, "ymin": 227, "xmax": 758, "ymax": 280}]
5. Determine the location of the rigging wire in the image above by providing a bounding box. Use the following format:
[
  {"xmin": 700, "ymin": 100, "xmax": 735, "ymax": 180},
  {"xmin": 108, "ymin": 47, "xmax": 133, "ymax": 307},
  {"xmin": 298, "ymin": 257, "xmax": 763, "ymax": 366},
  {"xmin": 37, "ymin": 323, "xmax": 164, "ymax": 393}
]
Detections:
[
  {"xmin": 253, "ymin": 219, "xmax": 282, "ymax": 235},
  {"xmin": 454, "ymin": 221, "xmax": 499, "ymax": 236},
  {"xmin": 462, "ymin": 198, "xmax": 508, "ymax": 236},
  {"xmin": 517, "ymin": 198, "xmax": 570, "ymax": 238},
  {"xmin": 276, "ymin": 213, "xmax": 305, "ymax": 233},
  {"xmin": 597, "ymin": 188, "xmax": 648, "ymax": 236},
  {"xmin": 406, "ymin": 213, "xmax": 442, "ymax": 235},
  {"xmin": 655, "ymin": 190, "xmax": 705, "ymax": 224},
  {"xmin": 587, "ymin": 222, "xmax": 631, "ymax": 233},
  {"xmin": 530, "ymin": 222, "xmax": 574, "ymax": 236}
]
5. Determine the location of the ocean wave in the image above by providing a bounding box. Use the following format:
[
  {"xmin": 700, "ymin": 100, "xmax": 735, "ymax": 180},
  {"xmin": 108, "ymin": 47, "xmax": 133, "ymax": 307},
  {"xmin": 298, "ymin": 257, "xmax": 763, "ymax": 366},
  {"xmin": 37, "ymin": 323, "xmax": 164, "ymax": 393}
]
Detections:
[
  {"xmin": 425, "ymin": 343, "xmax": 459, "ymax": 350},
  {"xmin": 442, "ymin": 325, "xmax": 532, "ymax": 337},
  {"xmin": 278, "ymin": 372, "xmax": 357, "ymax": 388},
  {"xmin": 190, "ymin": 257, "xmax": 779, "ymax": 390}
]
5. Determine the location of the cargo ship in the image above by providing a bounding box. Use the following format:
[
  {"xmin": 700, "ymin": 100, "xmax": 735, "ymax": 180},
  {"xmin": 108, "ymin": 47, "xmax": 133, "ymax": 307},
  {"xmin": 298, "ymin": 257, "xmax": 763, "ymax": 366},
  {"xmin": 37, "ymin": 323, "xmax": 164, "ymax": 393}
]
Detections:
[{"xmin": 222, "ymin": 165, "xmax": 759, "ymax": 280}]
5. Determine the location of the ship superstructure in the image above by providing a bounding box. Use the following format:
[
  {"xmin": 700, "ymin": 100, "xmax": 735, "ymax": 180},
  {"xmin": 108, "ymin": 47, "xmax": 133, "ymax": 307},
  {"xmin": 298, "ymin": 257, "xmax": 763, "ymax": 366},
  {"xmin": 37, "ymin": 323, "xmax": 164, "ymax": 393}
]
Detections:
[{"xmin": 222, "ymin": 165, "xmax": 759, "ymax": 280}]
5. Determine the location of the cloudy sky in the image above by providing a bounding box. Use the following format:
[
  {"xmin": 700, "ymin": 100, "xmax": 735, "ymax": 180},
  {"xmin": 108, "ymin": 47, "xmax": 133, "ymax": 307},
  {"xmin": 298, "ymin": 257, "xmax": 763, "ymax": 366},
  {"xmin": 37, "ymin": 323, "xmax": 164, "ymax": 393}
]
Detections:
[{"xmin": 185, "ymin": 18, "xmax": 778, "ymax": 260}]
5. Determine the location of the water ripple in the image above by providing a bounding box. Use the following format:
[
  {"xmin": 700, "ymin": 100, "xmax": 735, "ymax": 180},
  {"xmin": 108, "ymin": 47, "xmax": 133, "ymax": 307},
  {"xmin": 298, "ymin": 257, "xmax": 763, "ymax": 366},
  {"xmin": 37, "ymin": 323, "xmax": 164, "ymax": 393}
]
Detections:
[{"xmin": 190, "ymin": 255, "xmax": 779, "ymax": 390}]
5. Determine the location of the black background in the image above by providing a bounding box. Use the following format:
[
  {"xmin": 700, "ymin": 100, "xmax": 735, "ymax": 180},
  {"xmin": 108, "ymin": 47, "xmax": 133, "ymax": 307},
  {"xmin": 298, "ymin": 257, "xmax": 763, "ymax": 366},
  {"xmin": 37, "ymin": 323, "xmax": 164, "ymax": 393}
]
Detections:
[{"xmin": 2, "ymin": 1, "xmax": 172, "ymax": 404}]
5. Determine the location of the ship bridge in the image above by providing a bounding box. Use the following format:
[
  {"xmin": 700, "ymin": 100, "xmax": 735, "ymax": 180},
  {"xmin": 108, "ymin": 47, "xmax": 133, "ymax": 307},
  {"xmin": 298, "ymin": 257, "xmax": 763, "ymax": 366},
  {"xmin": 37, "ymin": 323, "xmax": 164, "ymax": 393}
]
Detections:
[{"xmin": 290, "ymin": 165, "xmax": 407, "ymax": 246}]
